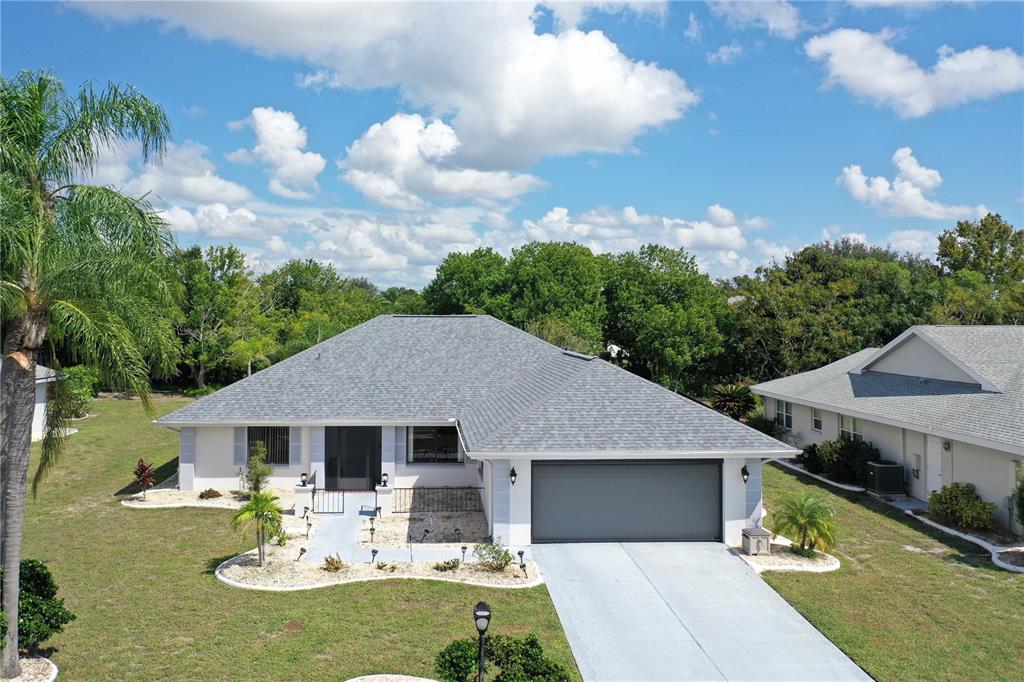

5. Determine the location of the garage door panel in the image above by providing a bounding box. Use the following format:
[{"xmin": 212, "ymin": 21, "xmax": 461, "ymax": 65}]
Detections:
[{"xmin": 532, "ymin": 460, "xmax": 721, "ymax": 543}]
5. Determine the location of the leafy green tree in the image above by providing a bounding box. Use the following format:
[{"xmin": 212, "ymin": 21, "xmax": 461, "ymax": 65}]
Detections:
[
  {"xmin": 604, "ymin": 245, "xmax": 725, "ymax": 390},
  {"xmin": 245, "ymin": 442, "xmax": 272, "ymax": 493},
  {"xmin": 278, "ymin": 285, "xmax": 391, "ymax": 358},
  {"xmin": 0, "ymin": 560, "xmax": 75, "ymax": 653},
  {"xmin": 382, "ymin": 286, "xmax": 428, "ymax": 314},
  {"xmin": 231, "ymin": 491, "xmax": 283, "ymax": 567},
  {"xmin": 0, "ymin": 71, "xmax": 177, "ymax": 677},
  {"xmin": 525, "ymin": 316, "xmax": 594, "ymax": 354},
  {"xmin": 506, "ymin": 242, "xmax": 605, "ymax": 350},
  {"xmin": 423, "ymin": 247, "xmax": 510, "ymax": 316},
  {"xmin": 259, "ymin": 258, "xmax": 345, "ymax": 313},
  {"xmin": 769, "ymin": 491, "xmax": 838, "ymax": 556},
  {"xmin": 175, "ymin": 245, "xmax": 265, "ymax": 388},
  {"xmin": 937, "ymin": 213, "xmax": 1023, "ymax": 284}
]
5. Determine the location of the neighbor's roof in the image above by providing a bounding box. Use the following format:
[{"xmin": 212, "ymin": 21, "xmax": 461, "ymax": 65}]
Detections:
[
  {"xmin": 36, "ymin": 365, "xmax": 58, "ymax": 383},
  {"xmin": 158, "ymin": 315, "xmax": 793, "ymax": 457},
  {"xmin": 752, "ymin": 325, "xmax": 1024, "ymax": 455}
]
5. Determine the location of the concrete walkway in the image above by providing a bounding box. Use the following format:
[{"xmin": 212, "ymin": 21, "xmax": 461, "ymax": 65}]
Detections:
[
  {"xmin": 304, "ymin": 493, "xmax": 471, "ymax": 566},
  {"xmin": 533, "ymin": 543, "xmax": 869, "ymax": 682}
]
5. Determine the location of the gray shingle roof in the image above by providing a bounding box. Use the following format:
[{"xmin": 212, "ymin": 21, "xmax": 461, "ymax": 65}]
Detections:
[
  {"xmin": 752, "ymin": 327, "xmax": 1024, "ymax": 454},
  {"xmin": 159, "ymin": 315, "xmax": 793, "ymax": 456}
]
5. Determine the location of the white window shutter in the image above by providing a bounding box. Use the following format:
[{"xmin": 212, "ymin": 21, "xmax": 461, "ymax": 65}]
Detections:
[{"xmin": 234, "ymin": 427, "xmax": 247, "ymax": 467}]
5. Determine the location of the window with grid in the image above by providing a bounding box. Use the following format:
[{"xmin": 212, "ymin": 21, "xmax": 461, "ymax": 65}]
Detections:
[
  {"xmin": 408, "ymin": 426, "xmax": 462, "ymax": 463},
  {"xmin": 840, "ymin": 415, "xmax": 863, "ymax": 440},
  {"xmin": 812, "ymin": 408, "xmax": 823, "ymax": 432},
  {"xmin": 248, "ymin": 426, "xmax": 290, "ymax": 465},
  {"xmin": 775, "ymin": 400, "xmax": 793, "ymax": 429}
]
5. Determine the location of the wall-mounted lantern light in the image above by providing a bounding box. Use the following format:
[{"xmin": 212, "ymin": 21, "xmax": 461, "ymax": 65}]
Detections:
[
  {"xmin": 299, "ymin": 472, "xmax": 308, "ymax": 487},
  {"xmin": 509, "ymin": 467, "xmax": 518, "ymax": 486},
  {"xmin": 381, "ymin": 472, "xmax": 389, "ymax": 487},
  {"xmin": 741, "ymin": 465, "xmax": 750, "ymax": 484}
]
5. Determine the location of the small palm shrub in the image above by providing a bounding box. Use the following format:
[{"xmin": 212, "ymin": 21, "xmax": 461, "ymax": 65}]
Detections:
[
  {"xmin": 198, "ymin": 488, "xmax": 222, "ymax": 499},
  {"xmin": 817, "ymin": 436, "xmax": 879, "ymax": 485},
  {"xmin": 473, "ymin": 539, "xmax": 513, "ymax": 572},
  {"xmin": 231, "ymin": 491, "xmax": 283, "ymax": 566},
  {"xmin": 928, "ymin": 483, "xmax": 996, "ymax": 532},
  {"xmin": 133, "ymin": 458, "xmax": 155, "ymax": 499},
  {"xmin": 321, "ymin": 554, "xmax": 346, "ymax": 572},
  {"xmin": 0, "ymin": 560, "xmax": 76, "ymax": 651},
  {"xmin": 769, "ymin": 491, "xmax": 838, "ymax": 556},
  {"xmin": 433, "ymin": 558, "xmax": 460, "ymax": 572},
  {"xmin": 711, "ymin": 382, "xmax": 756, "ymax": 420},
  {"xmin": 245, "ymin": 442, "xmax": 273, "ymax": 492}
]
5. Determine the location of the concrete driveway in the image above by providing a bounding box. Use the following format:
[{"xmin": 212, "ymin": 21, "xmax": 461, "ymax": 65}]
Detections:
[{"xmin": 532, "ymin": 543, "xmax": 869, "ymax": 682}]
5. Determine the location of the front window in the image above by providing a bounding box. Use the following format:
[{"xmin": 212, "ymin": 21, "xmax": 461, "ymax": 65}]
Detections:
[
  {"xmin": 840, "ymin": 415, "xmax": 863, "ymax": 440},
  {"xmin": 812, "ymin": 408, "xmax": 823, "ymax": 432},
  {"xmin": 775, "ymin": 400, "xmax": 793, "ymax": 429},
  {"xmin": 408, "ymin": 426, "xmax": 462, "ymax": 464},
  {"xmin": 248, "ymin": 426, "xmax": 290, "ymax": 465}
]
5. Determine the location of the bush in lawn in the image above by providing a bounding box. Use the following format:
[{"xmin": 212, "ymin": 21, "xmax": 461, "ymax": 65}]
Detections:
[
  {"xmin": 61, "ymin": 365, "xmax": 100, "ymax": 417},
  {"xmin": 928, "ymin": 483, "xmax": 996, "ymax": 532},
  {"xmin": 768, "ymin": 491, "xmax": 837, "ymax": 556},
  {"xmin": 488, "ymin": 633, "xmax": 572, "ymax": 682},
  {"xmin": 245, "ymin": 441, "xmax": 272, "ymax": 493},
  {"xmin": 817, "ymin": 436, "xmax": 879, "ymax": 485},
  {"xmin": 435, "ymin": 638, "xmax": 477, "ymax": 682},
  {"xmin": 0, "ymin": 560, "xmax": 75, "ymax": 652},
  {"xmin": 183, "ymin": 385, "xmax": 219, "ymax": 398},
  {"xmin": 473, "ymin": 539, "xmax": 513, "ymax": 572},
  {"xmin": 797, "ymin": 443, "xmax": 824, "ymax": 474},
  {"xmin": 433, "ymin": 558, "xmax": 460, "ymax": 572},
  {"xmin": 133, "ymin": 458, "xmax": 155, "ymax": 499}
]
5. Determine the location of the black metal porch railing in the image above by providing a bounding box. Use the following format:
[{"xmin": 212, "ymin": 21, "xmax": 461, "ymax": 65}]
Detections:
[
  {"xmin": 392, "ymin": 487, "xmax": 484, "ymax": 513},
  {"xmin": 312, "ymin": 488, "xmax": 345, "ymax": 514}
]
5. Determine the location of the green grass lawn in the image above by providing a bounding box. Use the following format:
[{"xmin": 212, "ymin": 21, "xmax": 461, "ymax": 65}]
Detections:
[
  {"xmin": 20, "ymin": 396, "xmax": 578, "ymax": 680},
  {"xmin": 763, "ymin": 463, "xmax": 1024, "ymax": 682}
]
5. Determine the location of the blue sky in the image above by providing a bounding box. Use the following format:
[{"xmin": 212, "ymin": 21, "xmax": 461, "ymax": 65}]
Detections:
[{"xmin": 4, "ymin": 1, "xmax": 1022, "ymax": 286}]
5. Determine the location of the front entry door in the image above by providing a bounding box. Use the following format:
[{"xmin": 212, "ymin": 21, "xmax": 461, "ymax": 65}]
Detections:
[
  {"xmin": 325, "ymin": 427, "xmax": 381, "ymax": 490},
  {"xmin": 925, "ymin": 435, "xmax": 943, "ymax": 494}
]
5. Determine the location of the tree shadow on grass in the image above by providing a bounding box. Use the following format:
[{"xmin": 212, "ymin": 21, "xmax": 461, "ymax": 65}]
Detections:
[
  {"xmin": 205, "ymin": 553, "xmax": 238, "ymax": 576},
  {"xmin": 115, "ymin": 457, "xmax": 178, "ymax": 496}
]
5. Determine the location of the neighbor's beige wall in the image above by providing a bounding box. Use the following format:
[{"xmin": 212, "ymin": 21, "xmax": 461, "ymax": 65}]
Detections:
[
  {"xmin": 950, "ymin": 441, "xmax": 1019, "ymax": 529},
  {"xmin": 868, "ymin": 335, "xmax": 976, "ymax": 384}
]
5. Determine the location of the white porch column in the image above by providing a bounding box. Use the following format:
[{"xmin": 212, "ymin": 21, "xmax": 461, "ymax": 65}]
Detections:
[
  {"xmin": 178, "ymin": 427, "xmax": 196, "ymax": 491},
  {"xmin": 491, "ymin": 459, "xmax": 512, "ymax": 546},
  {"xmin": 376, "ymin": 426, "xmax": 398, "ymax": 514},
  {"xmin": 310, "ymin": 426, "xmax": 325, "ymax": 489}
]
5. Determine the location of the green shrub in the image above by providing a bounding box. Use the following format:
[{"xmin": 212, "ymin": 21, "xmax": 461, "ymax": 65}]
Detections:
[
  {"xmin": 929, "ymin": 483, "xmax": 996, "ymax": 532},
  {"xmin": 183, "ymin": 385, "xmax": 219, "ymax": 397},
  {"xmin": 61, "ymin": 365, "xmax": 100, "ymax": 417},
  {"xmin": 473, "ymin": 540, "xmax": 513, "ymax": 572},
  {"xmin": 1015, "ymin": 484, "xmax": 1024, "ymax": 531},
  {"xmin": 274, "ymin": 526, "xmax": 288, "ymax": 546},
  {"xmin": 245, "ymin": 442, "xmax": 272, "ymax": 493},
  {"xmin": 710, "ymin": 382, "xmax": 756, "ymax": 420},
  {"xmin": 198, "ymin": 488, "xmax": 222, "ymax": 499},
  {"xmin": 433, "ymin": 558, "xmax": 461, "ymax": 572},
  {"xmin": 768, "ymin": 491, "xmax": 838, "ymax": 555},
  {"xmin": 817, "ymin": 436, "xmax": 879, "ymax": 485},
  {"xmin": 797, "ymin": 443, "xmax": 823, "ymax": 474},
  {"xmin": 321, "ymin": 554, "xmax": 346, "ymax": 572},
  {"xmin": 746, "ymin": 414, "xmax": 779, "ymax": 438},
  {"xmin": 0, "ymin": 559, "xmax": 76, "ymax": 651},
  {"xmin": 435, "ymin": 638, "xmax": 478, "ymax": 682},
  {"xmin": 488, "ymin": 634, "xmax": 572, "ymax": 682},
  {"xmin": 376, "ymin": 561, "xmax": 396, "ymax": 573}
]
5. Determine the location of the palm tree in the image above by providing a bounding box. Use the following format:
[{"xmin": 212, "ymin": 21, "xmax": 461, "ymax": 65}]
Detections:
[
  {"xmin": 710, "ymin": 382, "xmax": 756, "ymax": 420},
  {"xmin": 1, "ymin": 71, "xmax": 178, "ymax": 677},
  {"xmin": 231, "ymin": 492, "xmax": 284, "ymax": 567},
  {"xmin": 769, "ymin": 491, "xmax": 838, "ymax": 555}
]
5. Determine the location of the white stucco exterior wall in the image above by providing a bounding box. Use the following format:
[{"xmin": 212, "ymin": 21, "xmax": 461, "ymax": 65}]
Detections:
[
  {"xmin": 186, "ymin": 425, "xmax": 312, "ymax": 491},
  {"xmin": 721, "ymin": 458, "xmax": 748, "ymax": 546},
  {"xmin": 508, "ymin": 460, "xmax": 532, "ymax": 549},
  {"xmin": 391, "ymin": 425, "xmax": 481, "ymax": 488},
  {"xmin": 950, "ymin": 441, "xmax": 1020, "ymax": 528},
  {"xmin": 30, "ymin": 382, "xmax": 47, "ymax": 441},
  {"xmin": 866, "ymin": 335, "xmax": 976, "ymax": 384}
]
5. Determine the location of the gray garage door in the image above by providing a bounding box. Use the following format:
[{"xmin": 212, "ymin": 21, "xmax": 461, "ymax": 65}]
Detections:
[{"xmin": 531, "ymin": 460, "xmax": 721, "ymax": 543}]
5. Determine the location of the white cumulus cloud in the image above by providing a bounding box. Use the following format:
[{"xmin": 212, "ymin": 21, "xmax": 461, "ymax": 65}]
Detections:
[
  {"xmin": 709, "ymin": 1, "xmax": 807, "ymax": 39},
  {"xmin": 805, "ymin": 28, "xmax": 1024, "ymax": 118},
  {"xmin": 228, "ymin": 107, "xmax": 326, "ymax": 200},
  {"xmin": 838, "ymin": 146, "xmax": 988, "ymax": 220},
  {"xmin": 707, "ymin": 42, "xmax": 744, "ymax": 65},
  {"xmin": 340, "ymin": 113, "xmax": 544, "ymax": 211}
]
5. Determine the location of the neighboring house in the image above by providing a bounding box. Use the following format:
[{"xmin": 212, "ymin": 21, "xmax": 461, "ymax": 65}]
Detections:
[
  {"xmin": 32, "ymin": 365, "xmax": 58, "ymax": 440},
  {"xmin": 752, "ymin": 325, "xmax": 1024, "ymax": 532},
  {"xmin": 157, "ymin": 315, "xmax": 796, "ymax": 547}
]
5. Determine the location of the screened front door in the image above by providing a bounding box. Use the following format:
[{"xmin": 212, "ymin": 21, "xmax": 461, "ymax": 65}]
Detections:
[{"xmin": 325, "ymin": 426, "xmax": 381, "ymax": 490}]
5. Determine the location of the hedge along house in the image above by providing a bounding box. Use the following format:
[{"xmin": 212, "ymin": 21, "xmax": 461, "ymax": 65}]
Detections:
[
  {"xmin": 752, "ymin": 325, "xmax": 1024, "ymax": 533},
  {"xmin": 156, "ymin": 315, "xmax": 797, "ymax": 547}
]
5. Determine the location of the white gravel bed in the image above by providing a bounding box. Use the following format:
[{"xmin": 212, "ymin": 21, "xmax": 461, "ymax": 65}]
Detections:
[
  {"xmin": 122, "ymin": 487, "xmax": 297, "ymax": 511},
  {"xmin": 740, "ymin": 542, "xmax": 840, "ymax": 573},
  {"xmin": 218, "ymin": 536, "xmax": 541, "ymax": 590},
  {"xmin": 360, "ymin": 512, "xmax": 489, "ymax": 547},
  {"xmin": 0, "ymin": 657, "xmax": 58, "ymax": 682}
]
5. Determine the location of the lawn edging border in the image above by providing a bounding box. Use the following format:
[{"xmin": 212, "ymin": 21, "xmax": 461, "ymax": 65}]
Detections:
[
  {"xmin": 992, "ymin": 551, "xmax": 1024, "ymax": 574},
  {"xmin": 771, "ymin": 459, "xmax": 866, "ymax": 492},
  {"xmin": 902, "ymin": 509, "xmax": 1024, "ymax": 573},
  {"xmin": 213, "ymin": 553, "xmax": 545, "ymax": 591}
]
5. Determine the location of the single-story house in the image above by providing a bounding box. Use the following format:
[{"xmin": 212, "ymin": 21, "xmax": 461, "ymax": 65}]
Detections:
[
  {"xmin": 157, "ymin": 315, "xmax": 796, "ymax": 547},
  {"xmin": 752, "ymin": 325, "xmax": 1023, "ymax": 533},
  {"xmin": 32, "ymin": 365, "xmax": 58, "ymax": 440}
]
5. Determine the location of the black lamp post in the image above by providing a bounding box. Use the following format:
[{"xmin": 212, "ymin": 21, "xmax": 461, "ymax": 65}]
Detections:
[
  {"xmin": 509, "ymin": 467, "xmax": 518, "ymax": 486},
  {"xmin": 473, "ymin": 601, "xmax": 491, "ymax": 682},
  {"xmin": 741, "ymin": 465, "xmax": 750, "ymax": 484}
]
